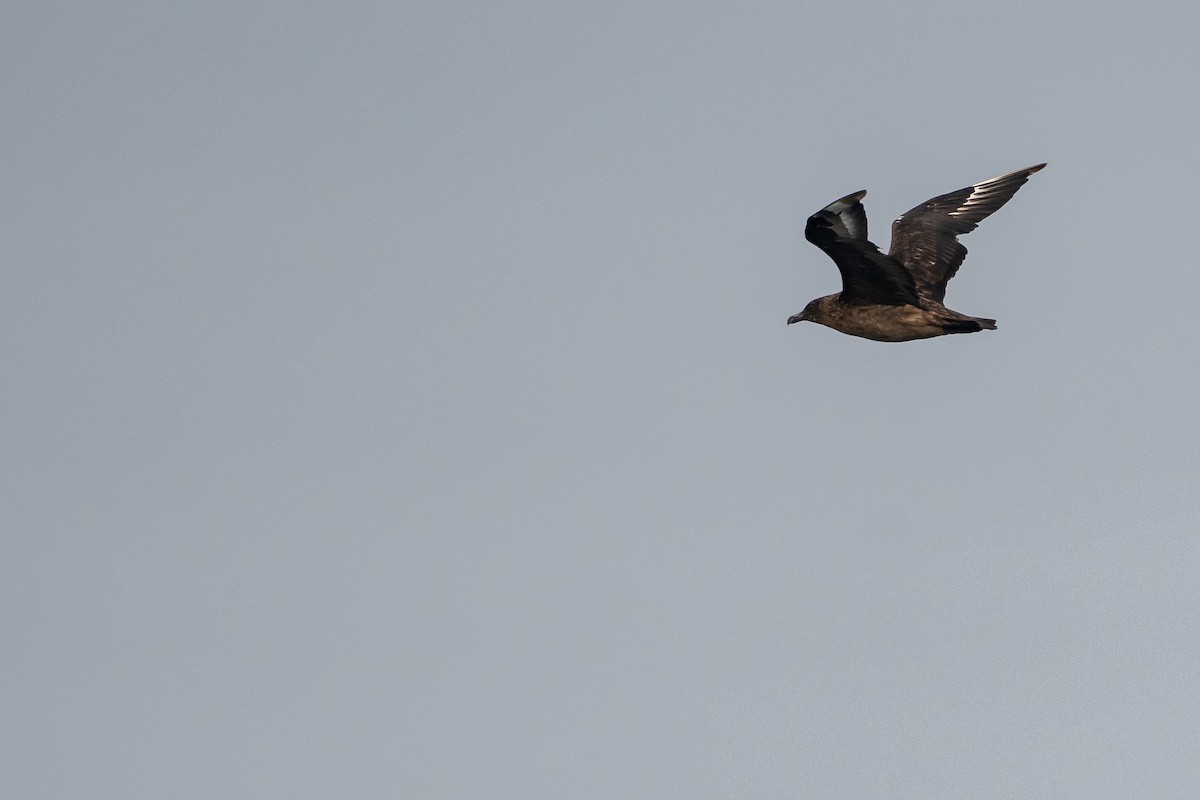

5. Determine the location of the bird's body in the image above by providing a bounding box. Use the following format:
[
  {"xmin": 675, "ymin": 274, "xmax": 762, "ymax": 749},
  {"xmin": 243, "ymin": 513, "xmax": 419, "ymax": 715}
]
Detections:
[
  {"xmin": 789, "ymin": 163, "xmax": 1045, "ymax": 341},
  {"xmin": 794, "ymin": 295, "xmax": 992, "ymax": 342}
]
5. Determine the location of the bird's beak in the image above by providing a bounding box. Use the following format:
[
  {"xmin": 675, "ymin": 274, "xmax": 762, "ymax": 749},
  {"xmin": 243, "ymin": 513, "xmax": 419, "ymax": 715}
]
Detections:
[{"xmin": 787, "ymin": 312, "xmax": 806, "ymax": 325}]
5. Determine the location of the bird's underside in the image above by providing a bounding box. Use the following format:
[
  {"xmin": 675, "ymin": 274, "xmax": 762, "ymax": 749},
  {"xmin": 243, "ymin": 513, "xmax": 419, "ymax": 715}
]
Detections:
[
  {"xmin": 795, "ymin": 297, "xmax": 996, "ymax": 342},
  {"xmin": 789, "ymin": 163, "xmax": 1045, "ymax": 342}
]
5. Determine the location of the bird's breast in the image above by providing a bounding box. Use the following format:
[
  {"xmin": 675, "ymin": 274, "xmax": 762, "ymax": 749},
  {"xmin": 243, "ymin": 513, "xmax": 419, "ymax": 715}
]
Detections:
[{"xmin": 822, "ymin": 303, "xmax": 947, "ymax": 342}]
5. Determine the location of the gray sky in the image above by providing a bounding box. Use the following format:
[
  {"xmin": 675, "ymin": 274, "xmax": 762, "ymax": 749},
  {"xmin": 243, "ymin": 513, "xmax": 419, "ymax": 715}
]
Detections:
[{"xmin": 4, "ymin": 1, "xmax": 1199, "ymax": 797}]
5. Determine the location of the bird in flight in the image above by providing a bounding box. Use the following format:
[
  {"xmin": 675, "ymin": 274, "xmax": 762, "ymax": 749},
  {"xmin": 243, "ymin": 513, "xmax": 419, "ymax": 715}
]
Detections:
[{"xmin": 788, "ymin": 163, "xmax": 1045, "ymax": 341}]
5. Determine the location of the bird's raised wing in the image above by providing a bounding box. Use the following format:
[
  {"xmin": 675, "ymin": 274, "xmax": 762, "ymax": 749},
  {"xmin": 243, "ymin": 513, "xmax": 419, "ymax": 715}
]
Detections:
[
  {"xmin": 805, "ymin": 190, "xmax": 920, "ymax": 307},
  {"xmin": 888, "ymin": 164, "xmax": 1045, "ymax": 303}
]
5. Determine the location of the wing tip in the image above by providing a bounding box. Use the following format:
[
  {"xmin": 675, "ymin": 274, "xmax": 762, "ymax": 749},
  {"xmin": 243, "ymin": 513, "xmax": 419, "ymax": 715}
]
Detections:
[
  {"xmin": 821, "ymin": 189, "xmax": 866, "ymax": 214},
  {"xmin": 983, "ymin": 163, "xmax": 1047, "ymax": 187}
]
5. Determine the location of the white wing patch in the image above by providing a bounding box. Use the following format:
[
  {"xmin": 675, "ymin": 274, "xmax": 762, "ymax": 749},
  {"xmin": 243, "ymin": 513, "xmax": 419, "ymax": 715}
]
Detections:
[{"xmin": 949, "ymin": 173, "xmax": 1016, "ymax": 218}]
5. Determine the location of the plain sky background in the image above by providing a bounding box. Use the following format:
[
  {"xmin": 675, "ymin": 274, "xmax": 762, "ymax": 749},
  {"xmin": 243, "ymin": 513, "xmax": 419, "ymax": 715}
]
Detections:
[{"xmin": 4, "ymin": 1, "xmax": 1199, "ymax": 797}]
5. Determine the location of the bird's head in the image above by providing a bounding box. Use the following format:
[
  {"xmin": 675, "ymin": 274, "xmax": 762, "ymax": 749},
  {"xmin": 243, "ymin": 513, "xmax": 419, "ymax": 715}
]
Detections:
[{"xmin": 787, "ymin": 298, "xmax": 823, "ymax": 325}]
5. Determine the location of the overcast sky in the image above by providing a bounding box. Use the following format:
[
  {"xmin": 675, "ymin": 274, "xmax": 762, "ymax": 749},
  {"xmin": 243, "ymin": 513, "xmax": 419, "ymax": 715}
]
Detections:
[{"xmin": 4, "ymin": 2, "xmax": 1200, "ymax": 798}]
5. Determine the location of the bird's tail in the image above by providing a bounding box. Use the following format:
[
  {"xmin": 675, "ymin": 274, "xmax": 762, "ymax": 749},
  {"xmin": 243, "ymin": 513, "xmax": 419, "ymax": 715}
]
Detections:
[{"xmin": 942, "ymin": 315, "xmax": 997, "ymax": 334}]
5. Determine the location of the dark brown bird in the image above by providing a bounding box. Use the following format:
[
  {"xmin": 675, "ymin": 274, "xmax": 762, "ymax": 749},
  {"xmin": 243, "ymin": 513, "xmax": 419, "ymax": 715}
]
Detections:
[{"xmin": 788, "ymin": 163, "xmax": 1045, "ymax": 341}]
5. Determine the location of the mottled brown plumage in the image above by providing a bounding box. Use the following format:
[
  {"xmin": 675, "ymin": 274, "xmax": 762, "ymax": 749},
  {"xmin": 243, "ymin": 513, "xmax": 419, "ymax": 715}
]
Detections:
[{"xmin": 788, "ymin": 164, "xmax": 1045, "ymax": 341}]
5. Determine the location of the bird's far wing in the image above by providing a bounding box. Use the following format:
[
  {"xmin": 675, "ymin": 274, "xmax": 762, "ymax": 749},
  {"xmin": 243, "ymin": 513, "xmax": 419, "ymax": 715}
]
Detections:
[
  {"xmin": 888, "ymin": 163, "xmax": 1045, "ymax": 303},
  {"xmin": 805, "ymin": 190, "xmax": 920, "ymax": 306}
]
